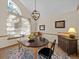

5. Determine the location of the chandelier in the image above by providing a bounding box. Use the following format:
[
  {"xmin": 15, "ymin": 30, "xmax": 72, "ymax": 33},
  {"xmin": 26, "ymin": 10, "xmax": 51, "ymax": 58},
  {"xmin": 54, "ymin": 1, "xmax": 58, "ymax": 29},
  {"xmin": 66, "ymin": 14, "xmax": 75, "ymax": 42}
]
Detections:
[{"xmin": 32, "ymin": 0, "xmax": 40, "ymax": 21}]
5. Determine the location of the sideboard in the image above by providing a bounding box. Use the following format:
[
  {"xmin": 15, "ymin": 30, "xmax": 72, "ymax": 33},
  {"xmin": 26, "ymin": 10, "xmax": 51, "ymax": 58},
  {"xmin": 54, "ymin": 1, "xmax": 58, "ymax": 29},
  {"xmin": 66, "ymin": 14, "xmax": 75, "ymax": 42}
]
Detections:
[{"xmin": 58, "ymin": 35, "xmax": 78, "ymax": 55}]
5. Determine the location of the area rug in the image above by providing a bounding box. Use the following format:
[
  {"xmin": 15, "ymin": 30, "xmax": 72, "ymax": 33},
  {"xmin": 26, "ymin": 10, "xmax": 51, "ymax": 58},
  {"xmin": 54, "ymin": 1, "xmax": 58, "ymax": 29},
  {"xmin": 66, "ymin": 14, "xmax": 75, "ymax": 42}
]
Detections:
[{"xmin": 6, "ymin": 47, "xmax": 70, "ymax": 59}]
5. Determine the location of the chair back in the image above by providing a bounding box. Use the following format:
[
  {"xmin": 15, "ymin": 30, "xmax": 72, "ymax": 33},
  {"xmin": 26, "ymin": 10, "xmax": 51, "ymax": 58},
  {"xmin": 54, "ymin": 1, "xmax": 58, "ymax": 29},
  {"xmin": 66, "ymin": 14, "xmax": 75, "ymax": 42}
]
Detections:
[
  {"xmin": 50, "ymin": 40, "xmax": 56, "ymax": 52},
  {"xmin": 38, "ymin": 40, "xmax": 56, "ymax": 59}
]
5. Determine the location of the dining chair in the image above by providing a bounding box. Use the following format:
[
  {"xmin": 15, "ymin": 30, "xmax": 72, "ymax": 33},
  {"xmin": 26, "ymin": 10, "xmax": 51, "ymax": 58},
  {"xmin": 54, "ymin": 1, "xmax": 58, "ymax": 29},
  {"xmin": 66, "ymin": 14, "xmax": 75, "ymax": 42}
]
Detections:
[{"xmin": 38, "ymin": 40, "xmax": 56, "ymax": 59}]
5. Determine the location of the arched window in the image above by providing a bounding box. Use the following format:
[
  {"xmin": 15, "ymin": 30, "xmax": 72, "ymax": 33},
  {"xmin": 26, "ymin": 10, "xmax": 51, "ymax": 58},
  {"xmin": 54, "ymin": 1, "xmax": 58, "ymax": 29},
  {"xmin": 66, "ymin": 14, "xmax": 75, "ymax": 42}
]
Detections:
[{"xmin": 7, "ymin": 0, "xmax": 31, "ymax": 36}]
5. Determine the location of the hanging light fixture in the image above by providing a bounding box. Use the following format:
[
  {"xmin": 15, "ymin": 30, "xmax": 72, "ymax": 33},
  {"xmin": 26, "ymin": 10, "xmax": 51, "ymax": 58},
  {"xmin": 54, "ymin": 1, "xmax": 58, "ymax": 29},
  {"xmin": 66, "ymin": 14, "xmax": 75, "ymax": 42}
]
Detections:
[{"xmin": 32, "ymin": 0, "xmax": 40, "ymax": 21}]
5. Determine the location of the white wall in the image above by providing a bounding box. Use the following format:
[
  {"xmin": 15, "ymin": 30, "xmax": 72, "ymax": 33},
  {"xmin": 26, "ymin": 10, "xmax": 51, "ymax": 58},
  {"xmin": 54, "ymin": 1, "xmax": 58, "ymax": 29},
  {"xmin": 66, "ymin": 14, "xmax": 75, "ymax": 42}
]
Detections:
[
  {"xmin": 47, "ymin": 11, "xmax": 79, "ymax": 42},
  {"xmin": 0, "ymin": 0, "xmax": 35, "ymax": 35},
  {"xmin": 0, "ymin": 0, "xmax": 8, "ymax": 35},
  {"xmin": 0, "ymin": 0, "xmax": 34, "ymax": 48},
  {"xmin": 0, "ymin": 0, "xmax": 79, "ymax": 44},
  {"xmin": 37, "ymin": 11, "xmax": 79, "ymax": 43},
  {"xmin": 19, "ymin": 0, "xmax": 79, "ymax": 43}
]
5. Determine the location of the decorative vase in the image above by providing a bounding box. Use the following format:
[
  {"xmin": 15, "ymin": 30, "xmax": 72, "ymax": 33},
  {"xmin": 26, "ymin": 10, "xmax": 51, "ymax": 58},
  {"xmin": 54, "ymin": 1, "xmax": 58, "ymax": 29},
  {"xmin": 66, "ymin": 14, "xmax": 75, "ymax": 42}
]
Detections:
[{"xmin": 69, "ymin": 34, "xmax": 75, "ymax": 38}]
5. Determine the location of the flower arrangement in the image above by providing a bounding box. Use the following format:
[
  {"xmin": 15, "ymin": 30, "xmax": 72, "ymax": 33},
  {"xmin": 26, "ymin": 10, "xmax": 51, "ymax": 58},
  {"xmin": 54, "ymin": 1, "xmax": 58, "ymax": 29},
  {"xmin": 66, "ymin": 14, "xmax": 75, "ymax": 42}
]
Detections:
[{"xmin": 28, "ymin": 32, "xmax": 42, "ymax": 40}]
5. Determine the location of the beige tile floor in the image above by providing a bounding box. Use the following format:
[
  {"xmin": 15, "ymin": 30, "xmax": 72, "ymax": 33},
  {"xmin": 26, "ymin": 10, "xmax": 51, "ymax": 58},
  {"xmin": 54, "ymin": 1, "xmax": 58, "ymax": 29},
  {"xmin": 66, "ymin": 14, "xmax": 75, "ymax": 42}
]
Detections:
[{"xmin": 0, "ymin": 45, "xmax": 79, "ymax": 59}]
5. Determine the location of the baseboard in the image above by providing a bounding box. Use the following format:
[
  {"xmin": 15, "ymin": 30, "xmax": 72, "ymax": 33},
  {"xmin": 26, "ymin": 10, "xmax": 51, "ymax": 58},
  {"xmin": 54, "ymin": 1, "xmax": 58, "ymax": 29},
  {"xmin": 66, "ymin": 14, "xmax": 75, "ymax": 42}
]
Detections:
[{"xmin": 0, "ymin": 43, "xmax": 18, "ymax": 50}]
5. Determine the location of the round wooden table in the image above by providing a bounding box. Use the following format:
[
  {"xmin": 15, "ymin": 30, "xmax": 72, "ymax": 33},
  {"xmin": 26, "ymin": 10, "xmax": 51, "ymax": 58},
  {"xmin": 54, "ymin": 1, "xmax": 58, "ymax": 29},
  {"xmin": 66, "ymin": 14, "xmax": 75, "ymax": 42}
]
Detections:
[{"xmin": 17, "ymin": 37, "xmax": 49, "ymax": 59}]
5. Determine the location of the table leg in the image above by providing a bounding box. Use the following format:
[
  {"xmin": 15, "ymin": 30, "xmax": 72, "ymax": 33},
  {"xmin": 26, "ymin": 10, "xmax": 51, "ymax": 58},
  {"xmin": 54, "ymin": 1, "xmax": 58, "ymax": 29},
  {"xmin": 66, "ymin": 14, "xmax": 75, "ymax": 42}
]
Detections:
[
  {"xmin": 18, "ymin": 43, "xmax": 22, "ymax": 52},
  {"xmin": 34, "ymin": 48, "xmax": 38, "ymax": 59}
]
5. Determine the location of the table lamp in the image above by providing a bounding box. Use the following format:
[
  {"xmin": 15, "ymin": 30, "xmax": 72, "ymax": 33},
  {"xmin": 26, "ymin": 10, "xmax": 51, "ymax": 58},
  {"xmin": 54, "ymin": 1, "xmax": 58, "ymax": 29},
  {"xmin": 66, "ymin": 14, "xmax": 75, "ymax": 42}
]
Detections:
[{"xmin": 68, "ymin": 27, "xmax": 76, "ymax": 38}]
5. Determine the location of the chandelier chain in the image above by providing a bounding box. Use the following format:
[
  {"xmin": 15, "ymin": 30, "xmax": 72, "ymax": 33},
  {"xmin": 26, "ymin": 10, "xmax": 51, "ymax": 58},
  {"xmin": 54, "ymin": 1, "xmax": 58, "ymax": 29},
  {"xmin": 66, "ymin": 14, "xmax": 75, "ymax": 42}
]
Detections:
[
  {"xmin": 32, "ymin": 0, "xmax": 40, "ymax": 21},
  {"xmin": 35, "ymin": 0, "xmax": 36, "ymax": 10}
]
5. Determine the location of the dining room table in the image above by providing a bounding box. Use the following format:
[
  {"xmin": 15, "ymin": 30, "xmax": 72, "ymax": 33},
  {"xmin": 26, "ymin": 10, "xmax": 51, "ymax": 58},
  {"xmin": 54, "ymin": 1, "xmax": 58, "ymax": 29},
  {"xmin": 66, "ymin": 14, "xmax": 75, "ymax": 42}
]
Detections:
[{"xmin": 17, "ymin": 37, "xmax": 49, "ymax": 59}]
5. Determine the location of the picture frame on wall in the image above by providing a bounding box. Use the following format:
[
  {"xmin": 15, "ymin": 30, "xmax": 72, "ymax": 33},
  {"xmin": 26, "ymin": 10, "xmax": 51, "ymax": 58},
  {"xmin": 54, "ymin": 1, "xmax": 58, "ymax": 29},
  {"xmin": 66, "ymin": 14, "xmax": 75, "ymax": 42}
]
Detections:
[
  {"xmin": 39, "ymin": 25, "xmax": 45, "ymax": 30},
  {"xmin": 55, "ymin": 20, "xmax": 65, "ymax": 28}
]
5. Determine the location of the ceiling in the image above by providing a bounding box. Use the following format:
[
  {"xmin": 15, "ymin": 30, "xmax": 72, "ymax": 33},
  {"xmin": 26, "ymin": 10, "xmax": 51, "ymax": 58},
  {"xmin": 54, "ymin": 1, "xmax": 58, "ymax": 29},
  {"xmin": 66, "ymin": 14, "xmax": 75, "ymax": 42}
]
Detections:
[{"xmin": 19, "ymin": 0, "xmax": 79, "ymax": 17}]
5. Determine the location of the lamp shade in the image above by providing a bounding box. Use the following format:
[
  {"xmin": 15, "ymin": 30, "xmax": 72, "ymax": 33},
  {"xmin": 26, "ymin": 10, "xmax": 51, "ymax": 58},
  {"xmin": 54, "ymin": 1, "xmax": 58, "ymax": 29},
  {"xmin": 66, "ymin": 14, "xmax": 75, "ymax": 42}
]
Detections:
[{"xmin": 68, "ymin": 27, "xmax": 76, "ymax": 34}]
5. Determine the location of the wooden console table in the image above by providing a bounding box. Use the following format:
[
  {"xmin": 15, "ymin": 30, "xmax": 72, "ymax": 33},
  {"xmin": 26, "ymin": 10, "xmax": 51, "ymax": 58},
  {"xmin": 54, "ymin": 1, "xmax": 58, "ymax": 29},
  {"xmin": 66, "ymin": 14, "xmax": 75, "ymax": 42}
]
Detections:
[{"xmin": 58, "ymin": 35, "xmax": 78, "ymax": 56}]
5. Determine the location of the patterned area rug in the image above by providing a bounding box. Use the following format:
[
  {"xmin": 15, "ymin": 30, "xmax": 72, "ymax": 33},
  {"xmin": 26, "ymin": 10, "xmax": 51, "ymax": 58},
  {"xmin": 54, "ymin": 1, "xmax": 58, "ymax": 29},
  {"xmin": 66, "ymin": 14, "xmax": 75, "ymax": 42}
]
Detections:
[{"xmin": 6, "ymin": 47, "xmax": 70, "ymax": 59}]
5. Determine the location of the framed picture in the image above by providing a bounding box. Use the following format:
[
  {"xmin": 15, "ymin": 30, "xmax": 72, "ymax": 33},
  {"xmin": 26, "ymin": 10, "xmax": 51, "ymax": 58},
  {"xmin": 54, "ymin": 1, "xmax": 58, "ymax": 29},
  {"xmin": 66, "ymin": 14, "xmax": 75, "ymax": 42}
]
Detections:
[
  {"xmin": 55, "ymin": 20, "xmax": 65, "ymax": 28},
  {"xmin": 39, "ymin": 25, "xmax": 45, "ymax": 30}
]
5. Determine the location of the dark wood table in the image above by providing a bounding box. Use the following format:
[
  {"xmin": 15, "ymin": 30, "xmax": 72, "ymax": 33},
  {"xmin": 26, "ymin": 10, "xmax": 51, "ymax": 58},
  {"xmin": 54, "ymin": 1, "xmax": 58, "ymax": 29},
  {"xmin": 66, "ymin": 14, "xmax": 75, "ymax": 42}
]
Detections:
[{"xmin": 17, "ymin": 37, "xmax": 49, "ymax": 59}]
